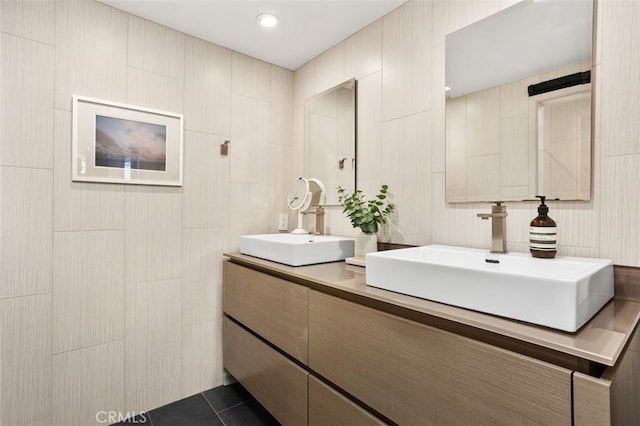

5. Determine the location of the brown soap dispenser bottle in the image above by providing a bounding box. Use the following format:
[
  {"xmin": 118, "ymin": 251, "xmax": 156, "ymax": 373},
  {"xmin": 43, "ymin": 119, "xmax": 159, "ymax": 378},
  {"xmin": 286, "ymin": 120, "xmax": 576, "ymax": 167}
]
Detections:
[{"xmin": 530, "ymin": 195, "xmax": 557, "ymax": 258}]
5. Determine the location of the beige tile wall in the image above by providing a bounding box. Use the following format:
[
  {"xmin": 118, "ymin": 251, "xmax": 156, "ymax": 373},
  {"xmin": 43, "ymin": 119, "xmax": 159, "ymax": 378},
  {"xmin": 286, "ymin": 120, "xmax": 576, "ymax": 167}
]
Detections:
[
  {"xmin": 0, "ymin": 0, "xmax": 295, "ymax": 424},
  {"xmin": 294, "ymin": 0, "xmax": 640, "ymax": 264}
]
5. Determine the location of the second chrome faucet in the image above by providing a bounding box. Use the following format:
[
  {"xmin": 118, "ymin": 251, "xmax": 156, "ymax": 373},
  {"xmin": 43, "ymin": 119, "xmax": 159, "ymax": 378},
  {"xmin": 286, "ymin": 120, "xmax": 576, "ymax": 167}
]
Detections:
[{"xmin": 477, "ymin": 202, "xmax": 508, "ymax": 254}]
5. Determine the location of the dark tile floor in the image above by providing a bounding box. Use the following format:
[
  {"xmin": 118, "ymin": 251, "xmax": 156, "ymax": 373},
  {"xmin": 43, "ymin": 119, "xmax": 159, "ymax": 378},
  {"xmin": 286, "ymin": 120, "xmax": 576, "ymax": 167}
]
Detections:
[{"xmin": 112, "ymin": 382, "xmax": 279, "ymax": 426}]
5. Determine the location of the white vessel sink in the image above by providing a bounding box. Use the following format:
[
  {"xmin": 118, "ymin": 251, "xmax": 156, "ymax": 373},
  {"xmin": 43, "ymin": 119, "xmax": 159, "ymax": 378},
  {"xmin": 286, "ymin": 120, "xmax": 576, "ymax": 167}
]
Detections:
[
  {"xmin": 366, "ymin": 245, "xmax": 614, "ymax": 332},
  {"xmin": 240, "ymin": 234, "xmax": 355, "ymax": 267}
]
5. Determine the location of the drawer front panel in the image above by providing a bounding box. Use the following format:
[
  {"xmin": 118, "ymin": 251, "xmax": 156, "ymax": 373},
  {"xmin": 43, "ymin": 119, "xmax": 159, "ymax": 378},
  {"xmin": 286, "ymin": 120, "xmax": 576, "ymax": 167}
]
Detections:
[
  {"xmin": 309, "ymin": 290, "xmax": 572, "ymax": 425},
  {"xmin": 573, "ymin": 372, "xmax": 611, "ymax": 425},
  {"xmin": 223, "ymin": 317, "xmax": 308, "ymax": 426},
  {"xmin": 574, "ymin": 323, "xmax": 640, "ymax": 426},
  {"xmin": 309, "ymin": 375, "xmax": 385, "ymax": 426},
  {"xmin": 223, "ymin": 261, "xmax": 308, "ymax": 363}
]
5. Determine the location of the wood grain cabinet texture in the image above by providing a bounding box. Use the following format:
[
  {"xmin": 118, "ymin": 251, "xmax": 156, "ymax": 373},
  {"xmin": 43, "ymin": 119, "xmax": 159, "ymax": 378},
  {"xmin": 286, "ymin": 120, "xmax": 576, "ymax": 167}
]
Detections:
[
  {"xmin": 574, "ymin": 328, "xmax": 640, "ymax": 425},
  {"xmin": 224, "ymin": 261, "xmax": 640, "ymax": 425},
  {"xmin": 308, "ymin": 290, "xmax": 573, "ymax": 425},
  {"xmin": 309, "ymin": 375, "xmax": 385, "ymax": 426},
  {"xmin": 223, "ymin": 261, "xmax": 309, "ymax": 363},
  {"xmin": 223, "ymin": 317, "xmax": 309, "ymax": 426}
]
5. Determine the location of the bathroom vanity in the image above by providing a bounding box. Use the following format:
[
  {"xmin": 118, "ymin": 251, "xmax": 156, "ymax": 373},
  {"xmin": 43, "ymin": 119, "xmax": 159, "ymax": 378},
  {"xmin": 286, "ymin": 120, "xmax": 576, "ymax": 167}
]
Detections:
[{"xmin": 222, "ymin": 253, "xmax": 640, "ymax": 425}]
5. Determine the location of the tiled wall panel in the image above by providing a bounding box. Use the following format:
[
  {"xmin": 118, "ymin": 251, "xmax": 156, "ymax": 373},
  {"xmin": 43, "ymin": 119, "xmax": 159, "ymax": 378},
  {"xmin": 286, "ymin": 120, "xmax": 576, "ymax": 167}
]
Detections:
[
  {"xmin": 124, "ymin": 186, "xmax": 183, "ymax": 285},
  {"xmin": 381, "ymin": 111, "xmax": 432, "ymax": 245},
  {"xmin": 53, "ymin": 230, "xmax": 125, "ymax": 353},
  {"xmin": 0, "ymin": 0, "xmax": 55, "ymax": 43},
  {"xmin": 345, "ymin": 20, "xmax": 382, "ymax": 80},
  {"xmin": 293, "ymin": 60, "xmax": 317, "ymax": 107},
  {"xmin": 182, "ymin": 320, "xmax": 223, "ymax": 397},
  {"xmin": 294, "ymin": 0, "xmax": 635, "ymax": 262},
  {"xmin": 126, "ymin": 68, "xmax": 184, "ymax": 113},
  {"xmin": 232, "ymin": 53, "xmax": 271, "ymax": 101},
  {"xmin": 184, "ymin": 36, "xmax": 232, "ymax": 136},
  {"xmin": 313, "ymin": 42, "xmax": 347, "ymax": 94},
  {"xmin": 229, "ymin": 95, "xmax": 271, "ymax": 184},
  {"xmin": 25, "ymin": 418, "xmax": 52, "ymax": 426},
  {"xmin": 268, "ymin": 65, "xmax": 297, "ymax": 227},
  {"xmin": 599, "ymin": 155, "xmax": 640, "ymax": 265},
  {"xmin": 182, "ymin": 131, "xmax": 230, "ymax": 229},
  {"xmin": 2, "ymin": 0, "xmax": 293, "ymax": 424},
  {"xmin": 125, "ymin": 280, "xmax": 183, "ymax": 411},
  {"xmin": 0, "ymin": 294, "xmax": 52, "ymax": 426},
  {"xmin": 0, "ymin": 34, "xmax": 54, "ymax": 168},
  {"xmin": 128, "ymin": 16, "xmax": 185, "ymax": 78},
  {"xmin": 382, "ymin": 1, "xmax": 432, "ymax": 121},
  {"xmin": 228, "ymin": 182, "xmax": 271, "ymax": 249},
  {"xmin": 182, "ymin": 228, "xmax": 227, "ymax": 326},
  {"xmin": 267, "ymin": 143, "xmax": 299, "ymax": 234},
  {"xmin": 270, "ymin": 65, "xmax": 294, "ymax": 147},
  {"xmin": 356, "ymin": 71, "xmax": 383, "ymax": 182},
  {"xmin": 0, "ymin": 166, "xmax": 53, "ymax": 298},
  {"xmin": 52, "ymin": 341, "xmax": 124, "ymax": 426},
  {"xmin": 431, "ymin": 43, "xmax": 446, "ymax": 173},
  {"xmin": 54, "ymin": 0, "xmax": 128, "ymax": 110}
]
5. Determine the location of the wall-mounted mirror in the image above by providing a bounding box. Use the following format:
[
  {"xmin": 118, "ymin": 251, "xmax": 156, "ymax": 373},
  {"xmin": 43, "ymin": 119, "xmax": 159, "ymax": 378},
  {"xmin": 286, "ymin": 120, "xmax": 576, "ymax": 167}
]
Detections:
[
  {"xmin": 445, "ymin": 0, "xmax": 593, "ymax": 203},
  {"xmin": 304, "ymin": 79, "xmax": 356, "ymax": 205}
]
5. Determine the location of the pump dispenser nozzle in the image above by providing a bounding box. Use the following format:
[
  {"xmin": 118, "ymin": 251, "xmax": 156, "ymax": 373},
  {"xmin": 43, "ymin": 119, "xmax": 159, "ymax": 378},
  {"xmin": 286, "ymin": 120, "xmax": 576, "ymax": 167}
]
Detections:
[{"xmin": 535, "ymin": 195, "xmax": 549, "ymax": 216}]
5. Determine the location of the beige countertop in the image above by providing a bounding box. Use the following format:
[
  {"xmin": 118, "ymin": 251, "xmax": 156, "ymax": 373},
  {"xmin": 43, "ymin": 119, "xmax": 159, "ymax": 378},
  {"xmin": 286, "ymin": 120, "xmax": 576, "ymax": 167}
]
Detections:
[{"xmin": 224, "ymin": 252, "xmax": 640, "ymax": 368}]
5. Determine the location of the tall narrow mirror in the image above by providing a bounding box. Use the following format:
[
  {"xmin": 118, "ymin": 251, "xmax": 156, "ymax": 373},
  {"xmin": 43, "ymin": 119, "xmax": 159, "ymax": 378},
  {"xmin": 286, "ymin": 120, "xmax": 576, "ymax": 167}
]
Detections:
[
  {"xmin": 304, "ymin": 79, "xmax": 356, "ymax": 205},
  {"xmin": 445, "ymin": 0, "xmax": 593, "ymax": 202}
]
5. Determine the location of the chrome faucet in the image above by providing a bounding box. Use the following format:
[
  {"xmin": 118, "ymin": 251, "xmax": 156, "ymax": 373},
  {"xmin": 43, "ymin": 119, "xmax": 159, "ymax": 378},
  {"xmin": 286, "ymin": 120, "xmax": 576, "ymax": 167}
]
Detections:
[{"xmin": 477, "ymin": 202, "xmax": 508, "ymax": 253}]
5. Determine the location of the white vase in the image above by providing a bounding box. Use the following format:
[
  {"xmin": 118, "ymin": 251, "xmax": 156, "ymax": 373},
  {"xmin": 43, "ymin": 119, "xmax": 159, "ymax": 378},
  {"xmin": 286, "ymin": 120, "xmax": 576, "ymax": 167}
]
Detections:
[{"xmin": 354, "ymin": 233, "xmax": 378, "ymax": 257}]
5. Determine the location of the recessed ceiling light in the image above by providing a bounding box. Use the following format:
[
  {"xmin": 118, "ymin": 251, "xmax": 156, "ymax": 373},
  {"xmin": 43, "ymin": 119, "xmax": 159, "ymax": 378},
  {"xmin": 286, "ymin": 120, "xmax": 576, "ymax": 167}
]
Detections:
[{"xmin": 257, "ymin": 13, "xmax": 279, "ymax": 28}]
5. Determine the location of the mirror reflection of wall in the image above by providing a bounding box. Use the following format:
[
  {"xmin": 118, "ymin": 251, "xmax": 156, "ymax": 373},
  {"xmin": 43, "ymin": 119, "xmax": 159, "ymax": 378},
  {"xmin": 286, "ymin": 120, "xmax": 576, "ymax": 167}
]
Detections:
[
  {"xmin": 304, "ymin": 79, "xmax": 356, "ymax": 205},
  {"xmin": 445, "ymin": 0, "xmax": 593, "ymax": 203},
  {"xmin": 537, "ymin": 87, "xmax": 591, "ymax": 200}
]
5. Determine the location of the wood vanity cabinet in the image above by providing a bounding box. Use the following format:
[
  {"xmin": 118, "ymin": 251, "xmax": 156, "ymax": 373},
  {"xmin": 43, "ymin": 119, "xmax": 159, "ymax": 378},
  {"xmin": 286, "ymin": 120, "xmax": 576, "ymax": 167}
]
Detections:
[
  {"xmin": 223, "ymin": 261, "xmax": 309, "ymax": 364},
  {"xmin": 573, "ymin": 329, "xmax": 640, "ymax": 425},
  {"xmin": 308, "ymin": 375, "xmax": 385, "ymax": 426},
  {"xmin": 309, "ymin": 290, "xmax": 572, "ymax": 425},
  {"xmin": 223, "ymin": 259, "xmax": 634, "ymax": 425},
  {"xmin": 223, "ymin": 317, "xmax": 308, "ymax": 425},
  {"xmin": 223, "ymin": 261, "xmax": 384, "ymax": 425}
]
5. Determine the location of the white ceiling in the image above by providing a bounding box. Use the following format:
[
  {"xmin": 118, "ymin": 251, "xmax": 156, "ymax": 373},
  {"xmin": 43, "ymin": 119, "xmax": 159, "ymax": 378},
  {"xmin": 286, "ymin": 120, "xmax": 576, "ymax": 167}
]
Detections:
[{"xmin": 98, "ymin": 0, "xmax": 407, "ymax": 71}]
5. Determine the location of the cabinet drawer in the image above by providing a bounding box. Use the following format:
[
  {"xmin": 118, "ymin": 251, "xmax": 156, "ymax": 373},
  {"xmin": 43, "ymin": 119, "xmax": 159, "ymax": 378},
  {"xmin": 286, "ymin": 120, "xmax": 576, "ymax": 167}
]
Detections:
[
  {"xmin": 574, "ymin": 326, "xmax": 640, "ymax": 425},
  {"xmin": 223, "ymin": 261, "xmax": 308, "ymax": 363},
  {"xmin": 223, "ymin": 317, "xmax": 308, "ymax": 426},
  {"xmin": 309, "ymin": 290, "xmax": 572, "ymax": 425},
  {"xmin": 309, "ymin": 375, "xmax": 386, "ymax": 426}
]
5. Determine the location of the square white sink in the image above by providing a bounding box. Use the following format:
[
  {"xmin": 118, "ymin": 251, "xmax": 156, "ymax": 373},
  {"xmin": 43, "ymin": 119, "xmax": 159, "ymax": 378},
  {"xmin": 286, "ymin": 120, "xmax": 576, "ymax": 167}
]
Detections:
[
  {"xmin": 240, "ymin": 234, "xmax": 355, "ymax": 266},
  {"xmin": 366, "ymin": 245, "xmax": 614, "ymax": 332}
]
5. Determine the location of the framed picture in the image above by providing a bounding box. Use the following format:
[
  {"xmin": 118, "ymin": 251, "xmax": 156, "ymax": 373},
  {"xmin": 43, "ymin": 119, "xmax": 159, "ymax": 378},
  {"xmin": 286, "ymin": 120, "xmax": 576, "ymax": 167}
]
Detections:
[{"xmin": 72, "ymin": 96, "xmax": 184, "ymax": 186}]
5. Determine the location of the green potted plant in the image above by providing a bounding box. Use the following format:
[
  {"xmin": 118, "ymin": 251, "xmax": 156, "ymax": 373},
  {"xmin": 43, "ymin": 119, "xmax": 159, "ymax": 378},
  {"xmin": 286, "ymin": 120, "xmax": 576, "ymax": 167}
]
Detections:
[{"xmin": 337, "ymin": 184, "xmax": 395, "ymax": 256}]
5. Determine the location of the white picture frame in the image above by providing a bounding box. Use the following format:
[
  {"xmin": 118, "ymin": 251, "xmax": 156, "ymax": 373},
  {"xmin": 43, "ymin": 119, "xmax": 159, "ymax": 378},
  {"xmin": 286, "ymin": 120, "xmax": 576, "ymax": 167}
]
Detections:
[{"xmin": 72, "ymin": 95, "xmax": 184, "ymax": 186}]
